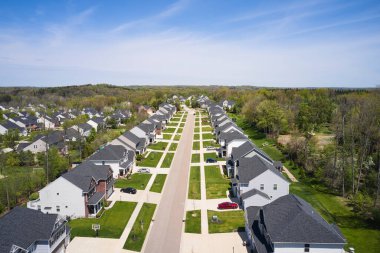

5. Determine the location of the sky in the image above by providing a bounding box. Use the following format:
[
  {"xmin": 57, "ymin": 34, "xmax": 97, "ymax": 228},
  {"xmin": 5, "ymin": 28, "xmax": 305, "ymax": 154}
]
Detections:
[{"xmin": 0, "ymin": 0, "xmax": 380, "ymax": 87}]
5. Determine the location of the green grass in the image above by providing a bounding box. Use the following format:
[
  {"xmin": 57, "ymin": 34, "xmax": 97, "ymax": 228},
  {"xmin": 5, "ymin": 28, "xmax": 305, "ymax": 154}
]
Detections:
[
  {"xmin": 148, "ymin": 141, "xmax": 168, "ymax": 151},
  {"xmin": 123, "ymin": 203, "xmax": 157, "ymax": 251},
  {"xmin": 203, "ymin": 152, "xmax": 225, "ymax": 161},
  {"xmin": 115, "ymin": 173, "xmax": 152, "ymax": 189},
  {"xmin": 202, "ymin": 133, "xmax": 214, "ymax": 140},
  {"xmin": 164, "ymin": 128, "xmax": 176, "ymax": 133},
  {"xmin": 193, "ymin": 133, "xmax": 200, "ymax": 140},
  {"xmin": 150, "ymin": 174, "xmax": 167, "ymax": 193},
  {"xmin": 180, "ymin": 123, "xmax": 185, "ymax": 127},
  {"xmin": 202, "ymin": 126, "xmax": 213, "ymax": 132},
  {"xmin": 188, "ymin": 166, "xmax": 201, "ymax": 199},
  {"xmin": 162, "ymin": 133, "xmax": 172, "ymax": 140},
  {"xmin": 168, "ymin": 142, "xmax": 178, "ymax": 151},
  {"xmin": 207, "ymin": 210, "xmax": 245, "ymax": 233},
  {"xmin": 203, "ymin": 140, "xmax": 220, "ymax": 148},
  {"xmin": 70, "ymin": 201, "xmax": 137, "ymax": 238},
  {"xmin": 290, "ymin": 182, "xmax": 380, "ymax": 253},
  {"xmin": 137, "ymin": 152, "xmax": 163, "ymax": 167},
  {"xmin": 185, "ymin": 210, "xmax": 201, "ymax": 233},
  {"xmin": 177, "ymin": 127, "xmax": 183, "ymax": 133},
  {"xmin": 161, "ymin": 152, "xmax": 175, "ymax": 168},
  {"xmin": 192, "ymin": 141, "xmax": 200, "ymax": 150},
  {"xmin": 174, "ymin": 134, "xmax": 181, "ymax": 141},
  {"xmin": 191, "ymin": 153, "xmax": 200, "ymax": 163},
  {"xmin": 166, "ymin": 122, "xmax": 178, "ymax": 127},
  {"xmin": 204, "ymin": 166, "xmax": 230, "ymax": 199},
  {"xmin": 194, "ymin": 127, "xmax": 200, "ymax": 133}
]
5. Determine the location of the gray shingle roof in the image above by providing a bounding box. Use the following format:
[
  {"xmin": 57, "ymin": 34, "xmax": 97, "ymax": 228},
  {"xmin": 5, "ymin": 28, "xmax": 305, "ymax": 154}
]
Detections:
[
  {"xmin": 61, "ymin": 161, "xmax": 110, "ymax": 192},
  {"xmin": 237, "ymin": 156, "xmax": 286, "ymax": 184},
  {"xmin": 88, "ymin": 192, "xmax": 105, "ymax": 205},
  {"xmin": 89, "ymin": 145, "xmax": 128, "ymax": 161},
  {"xmin": 230, "ymin": 141, "xmax": 255, "ymax": 161},
  {"xmin": 123, "ymin": 131, "xmax": 140, "ymax": 145},
  {"xmin": 250, "ymin": 194, "xmax": 346, "ymax": 245},
  {"xmin": 0, "ymin": 207, "xmax": 58, "ymax": 252},
  {"xmin": 240, "ymin": 188, "xmax": 270, "ymax": 200},
  {"xmin": 219, "ymin": 129, "xmax": 247, "ymax": 144}
]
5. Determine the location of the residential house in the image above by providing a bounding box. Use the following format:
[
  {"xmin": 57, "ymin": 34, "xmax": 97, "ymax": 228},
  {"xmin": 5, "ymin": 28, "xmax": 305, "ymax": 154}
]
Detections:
[
  {"xmin": 88, "ymin": 144, "xmax": 135, "ymax": 178},
  {"xmin": 137, "ymin": 105, "xmax": 155, "ymax": 115},
  {"xmin": 137, "ymin": 120, "xmax": 157, "ymax": 143},
  {"xmin": 87, "ymin": 117, "xmax": 106, "ymax": 131},
  {"xmin": 37, "ymin": 115, "xmax": 58, "ymax": 129},
  {"xmin": 21, "ymin": 131, "xmax": 67, "ymax": 154},
  {"xmin": 64, "ymin": 128, "xmax": 82, "ymax": 142},
  {"xmin": 120, "ymin": 131, "xmax": 148, "ymax": 154},
  {"xmin": 217, "ymin": 129, "xmax": 248, "ymax": 157},
  {"xmin": 110, "ymin": 109, "xmax": 131, "ymax": 124},
  {"xmin": 71, "ymin": 123, "xmax": 94, "ymax": 137},
  {"xmin": 0, "ymin": 120, "xmax": 27, "ymax": 136},
  {"xmin": 221, "ymin": 100, "xmax": 235, "ymax": 110},
  {"xmin": 28, "ymin": 161, "xmax": 114, "ymax": 218},
  {"xmin": 82, "ymin": 108, "xmax": 101, "ymax": 118},
  {"xmin": 0, "ymin": 207, "xmax": 70, "ymax": 253},
  {"xmin": 245, "ymin": 194, "xmax": 346, "ymax": 253}
]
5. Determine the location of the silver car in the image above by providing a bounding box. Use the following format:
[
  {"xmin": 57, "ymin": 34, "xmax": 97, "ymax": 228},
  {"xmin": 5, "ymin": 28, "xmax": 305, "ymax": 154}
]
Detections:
[{"xmin": 138, "ymin": 168, "xmax": 151, "ymax": 173}]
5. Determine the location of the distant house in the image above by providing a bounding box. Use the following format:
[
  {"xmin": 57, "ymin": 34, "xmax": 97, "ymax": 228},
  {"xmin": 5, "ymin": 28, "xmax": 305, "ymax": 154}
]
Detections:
[
  {"xmin": 64, "ymin": 127, "xmax": 82, "ymax": 142},
  {"xmin": 245, "ymin": 194, "xmax": 346, "ymax": 253},
  {"xmin": 217, "ymin": 129, "xmax": 247, "ymax": 157},
  {"xmin": 137, "ymin": 105, "xmax": 155, "ymax": 116},
  {"xmin": 82, "ymin": 108, "xmax": 101, "ymax": 118},
  {"xmin": 110, "ymin": 109, "xmax": 131, "ymax": 124},
  {"xmin": 88, "ymin": 144, "xmax": 135, "ymax": 178},
  {"xmin": 21, "ymin": 131, "xmax": 67, "ymax": 154},
  {"xmin": 87, "ymin": 117, "xmax": 106, "ymax": 131},
  {"xmin": 121, "ymin": 131, "xmax": 148, "ymax": 155},
  {"xmin": 221, "ymin": 100, "xmax": 235, "ymax": 110},
  {"xmin": 10, "ymin": 115, "xmax": 39, "ymax": 131},
  {"xmin": 71, "ymin": 123, "xmax": 93, "ymax": 137},
  {"xmin": 0, "ymin": 120, "xmax": 27, "ymax": 136},
  {"xmin": 37, "ymin": 115, "xmax": 58, "ymax": 129},
  {"xmin": 28, "ymin": 161, "xmax": 114, "ymax": 218},
  {"xmin": 0, "ymin": 207, "xmax": 70, "ymax": 253}
]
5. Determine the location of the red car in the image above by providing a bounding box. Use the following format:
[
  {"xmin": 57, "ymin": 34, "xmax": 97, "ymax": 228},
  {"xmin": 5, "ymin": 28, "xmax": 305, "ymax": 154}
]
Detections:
[{"xmin": 217, "ymin": 202, "xmax": 238, "ymax": 210}]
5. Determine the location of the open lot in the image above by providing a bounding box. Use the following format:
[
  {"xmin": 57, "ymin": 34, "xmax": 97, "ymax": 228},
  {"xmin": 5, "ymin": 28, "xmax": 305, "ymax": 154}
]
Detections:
[
  {"xmin": 137, "ymin": 152, "xmax": 163, "ymax": 167},
  {"xmin": 205, "ymin": 166, "xmax": 230, "ymax": 199},
  {"xmin": 150, "ymin": 174, "xmax": 167, "ymax": 193},
  {"xmin": 185, "ymin": 210, "xmax": 201, "ymax": 234},
  {"xmin": 123, "ymin": 203, "xmax": 157, "ymax": 251},
  {"xmin": 207, "ymin": 210, "xmax": 245, "ymax": 233},
  {"xmin": 69, "ymin": 201, "xmax": 137, "ymax": 238},
  {"xmin": 188, "ymin": 166, "xmax": 201, "ymax": 199},
  {"xmin": 114, "ymin": 173, "xmax": 152, "ymax": 190}
]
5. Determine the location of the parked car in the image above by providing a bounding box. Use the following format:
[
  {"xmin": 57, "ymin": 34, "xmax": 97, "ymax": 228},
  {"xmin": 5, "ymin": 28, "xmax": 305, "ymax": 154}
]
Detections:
[
  {"xmin": 218, "ymin": 202, "xmax": 238, "ymax": 210},
  {"xmin": 138, "ymin": 168, "xmax": 150, "ymax": 173},
  {"xmin": 121, "ymin": 187, "xmax": 137, "ymax": 194},
  {"xmin": 206, "ymin": 158, "xmax": 217, "ymax": 163},
  {"xmin": 206, "ymin": 146, "xmax": 216, "ymax": 150}
]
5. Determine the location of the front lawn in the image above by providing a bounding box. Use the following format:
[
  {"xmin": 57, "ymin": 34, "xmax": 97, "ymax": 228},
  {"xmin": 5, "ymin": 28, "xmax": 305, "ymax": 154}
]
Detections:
[
  {"xmin": 137, "ymin": 152, "xmax": 163, "ymax": 167},
  {"xmin": 191, "ymin": 153, "xmax": 200, "ymax": 163},
  {"xmin": 205, "ymin": 166, "xmax": 230, "ymax": 199},
  {"xmin": 161, "ymin": 152, "xmax": 175, "ymax": 168},
  {"xmin": 188, "ymin": 166, "xmax": 201, "ymax": 199},
  {"xmin": 202, "ymin": 126, "xmax": 213, "ymax": 132},
  {"xmin": 168, "ymin": 142, "xmax": 178, "ymax": 151},
  {"xmin": 166, "ymin": 122, "xmax": 178, "ymax": 127},
  {"xmin": 162, "ymin": 133, "xmax": 172, "ymax": 140},
  {"xmin": 177, "ymin": 127, "xmax": 183, "ymax": 133},
  {"xmin": 203, "ymin": 140, "xmax": 220, "ymax": 148},
  {"xmin": 203, "ymin": 152, "xmax": 224, "ymax": 161},
  {"xmin": 192, "ymin": 141, "xmax": 200, "ymax": 150},
  {"xmin": 115, "ymin": 173, "xmax": 152, "ymax": 190},
  {"xmin": 123, "ymin": 203, "xmax": 157, "ymax": 251},
  {"xmin": 150, "ymin": 174, "xmax": 167, "ymax": 193},
  {"xmin": 148, "ymin": 141, "xmax": 168, "ymax": 151},
  {"xmin": 207, "ymin": 210, "xmax": 245, "ymax": 233},
  {"xmin": 70, "ymin": 201, "xmax": 137, "ymax": 238},
  {"xmin": 180, "ymin": 123, "xmax": 185, "ymax": 127},
  {"xmin": 164, "ymin": 128, "xmax": 176, "ymax": 133},
  {"xmin": 185, "ymin": 210, "xmax": 201, "ymax": 233},
  {"xmin": 194, "ymin": 127, "xmax": 200, "ymax": 133},
  {"xmin": 193, "ymin": 133, "xmax": 200, "ymax": 140},
  {"xmin": 174, "ymin": 134, "xmax": 181, "ymax": 141}
]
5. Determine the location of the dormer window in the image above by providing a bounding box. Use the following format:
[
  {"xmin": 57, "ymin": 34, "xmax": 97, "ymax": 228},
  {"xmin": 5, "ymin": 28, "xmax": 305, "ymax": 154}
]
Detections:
[
  {"xmin": 304, "ymin": 244, "xmax": 310, "ymax": 252},
  {"xmin": 260, "ymin": 184, "xmax": 264, "ymax": 190}
]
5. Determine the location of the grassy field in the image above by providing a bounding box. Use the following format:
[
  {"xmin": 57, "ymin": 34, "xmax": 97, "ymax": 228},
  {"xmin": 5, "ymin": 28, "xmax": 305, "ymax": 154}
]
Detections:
[
  {"xmin": 203, "ymin": 152, "xmax": 224, "ymax": 161},
  {"xmin": 161, "ymin": 152, "xmax": 175, "ymax": 168},
  {"xmin": 180, "ymin": 123, "xmax": 185, "ymax": 127},
  {"xmin": 174, "ymin": 134, "xmax": 181, "ymax": 141},
  {"xmin": 203, "ymin": 140, "xmax": 220, "ymax": 148},
  {"xmin": 191, "ymin": 153, "xmax": 200, "ymax": 163},
  {"xmin": 192, "ymin": 141, "xmax": 200, "ymax": 150},
  {"xmin": 188, "ymin": 166, "xmax": 201, "ymax": 199},
  {"xmin": 137, "ymin": 152, "xmax": 163, "ymax": 167},
  {"xmin": 150, "ymin": 174, "xmax": 167, "ymax": 193},
  {"xmin": 169, "ymin": 142, "xmax": 178, "ymax": 151},
  {"xmin": 194, "ymin": 133, "xmax": 200, "ymax": 140},
  {"xmin": 204, "ymin": 166, "xmax": 230, "ymax": 199},
  {"xmin": 202, "ymin": 133, "xmax": 214, "ymax": 140},
  {"xmin": 148, "ymin": 141, "xmax": 168, "ymax": 151},
  {"xmin": 202, "ymin": 126, "xmax": 213, "ymax": 132},
  {"xmin": 207, "ymin": 210, "xmax": 245, "ymax": 233},
  {"xmin": 185, "ymin": 210, "xmax": 201, "ymax": 233},
  {"xmin": 194, "ymin": 127, "xmax": 200, "ymax": 133},
  {"xmin": 123, "ymin": 203, "xmax": 157, "ymax": 251},
  {"xmin": 70, "ymin": 201, "xmax": 137, "ymax": 238},
  {"xmin": 115, "ymin": 173, "xmax": 152, "ymax": 190},
  {"xmin": 164, "ymin": 128, "xmax": 176, "ymax": 133},
  {"xmin": 177, "ymin": 127, "xmax": 183, "ymax": 133},
  {"xmin": 162, "ymin": 133, "xmax": 172, "ymax": 140}
]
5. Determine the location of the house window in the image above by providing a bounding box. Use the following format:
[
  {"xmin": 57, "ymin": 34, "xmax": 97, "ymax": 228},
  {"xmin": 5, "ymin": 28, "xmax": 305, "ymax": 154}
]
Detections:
[
  {"xmin": 260, "ymin": 184, "xmax": 264, "ymax": 190},
  {"xmin": 37, "ymin": 205, "xmax": 41, "ymax": 211},
  {"xmin": 56, "ymin": 206, "xmax": 60, "ymax": 212},
  {"xmin": 57, "ymin": 192, "xmax": 59, "ymax": 195},
  {"xmin": 273, "ymin": 184, "xmax": 278, "ymax": 190},
  {"xmin": 102, "ymin": 161, "xmax": 105, "ymax": 165},
  {"xmin": 304, "ymin": 244, "xmax": 310, "ymax": 252}
]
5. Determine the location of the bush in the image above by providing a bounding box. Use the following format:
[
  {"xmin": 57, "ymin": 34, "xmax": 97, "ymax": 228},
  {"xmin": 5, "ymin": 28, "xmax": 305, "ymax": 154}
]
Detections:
[
  {"xmin": 29, "ymin": 192, "xmax": 39, "ymax": 201},
  {"xmin": 136, "ymin": 154, "xmax": 144, "ymax": 161}
]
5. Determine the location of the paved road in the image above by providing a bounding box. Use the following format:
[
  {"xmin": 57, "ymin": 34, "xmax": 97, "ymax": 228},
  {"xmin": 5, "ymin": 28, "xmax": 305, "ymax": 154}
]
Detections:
[{"xmin": 144, "ymin": 109, "xmax": 195, "ymax": 253}]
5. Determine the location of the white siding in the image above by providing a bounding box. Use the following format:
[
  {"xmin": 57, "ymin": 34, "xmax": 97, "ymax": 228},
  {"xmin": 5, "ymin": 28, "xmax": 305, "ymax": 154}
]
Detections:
[
  {"xmin": 28, "ymin": 177, "xmax": 85, "ymax": 218},
  {"xmin": 226, "ymin": 140, "xmax": 247, "ymax": 157},
  {"xmin": 243, "ymin": 194, "xmax": 271, "ymax": 207},
  {"xmin": 23, "ymin": 139, "xmax": 47, "ymax": 153},
  {"xmin": 0, "ymin": 125, "xmax": 7, "ymax": 135}
]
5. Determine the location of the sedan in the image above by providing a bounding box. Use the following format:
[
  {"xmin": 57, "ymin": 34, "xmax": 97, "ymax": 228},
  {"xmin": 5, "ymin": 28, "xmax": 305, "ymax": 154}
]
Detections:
[
  {"xmin": 206, "ymin": 158, "xmax": 217, "ymax": 163},
  {"xmin": 138, "ymin": 168, "xmax": 150, "ymax": 173},
  {"xmin": 218, "ymin": 202, "xmax": 238, "ymax": 210},
  {"xmin": 121, "ymin": 187, "xmax": 137, "ymax": 194}
]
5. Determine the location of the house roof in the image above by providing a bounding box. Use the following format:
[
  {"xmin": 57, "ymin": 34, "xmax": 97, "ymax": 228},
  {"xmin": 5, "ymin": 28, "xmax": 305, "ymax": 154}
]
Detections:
[
  {"xmin": 78, "ymin": 123, "xmax": 93, "ymax": 132},
  {"xmin": 61, "ymin": 161, "xmax": 110, "ymax": 192},
  {"xmin": 89, "ymin": 117, "xmax": 105, "ymax": 124},
  {"xmin": 230, "ymin": 141, "xmax": 255, "ymax": 161},
  {"xmin": 89, "ymin": 145, "xmax": 128, "ymax": 161},
  {"xmin": 40, "ymin": 131, "xmax": 65, "ymax": 145},
  {"xmin": 219, "ymin": 129, "xmax": 247, "ymax": 143},
  {"xmin": 123, "ymin": 131, "xmax": 140, "ymax": 145},
  {"xmin": 0, "ymin": 120, "xmax": 24, "ymax": 131},
  {"xmin": 249, "ymin": 194, "xmax": 346, "ymax": 245},
  {"xmin": 240, "ymin": 188, "xmax": 270, "ymax": 200},
  {"xmin": 237, "ymin": 156, "xmax": 286, "ymax": 184},
  {"xmin": 0, "ymin": 207, "xmax": 58, "ymax": 252},
  {"xmin": 87, "ymin": 192, "xmax": 105, "ymax": 205}
]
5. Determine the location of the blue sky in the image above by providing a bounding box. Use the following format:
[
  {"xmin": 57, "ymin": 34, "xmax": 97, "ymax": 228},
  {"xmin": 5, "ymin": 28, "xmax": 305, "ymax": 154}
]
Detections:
[{"xmin": 0, "ymin": 0, "xmax": 379, "ymax": 87}]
